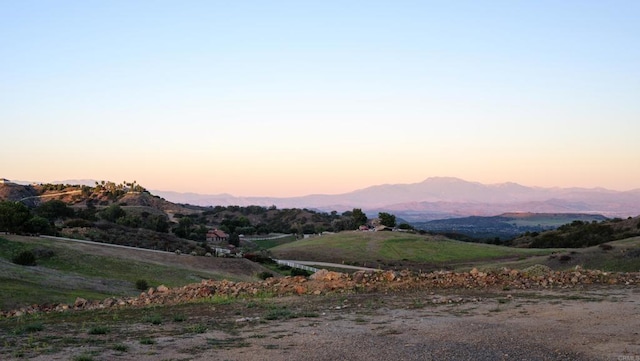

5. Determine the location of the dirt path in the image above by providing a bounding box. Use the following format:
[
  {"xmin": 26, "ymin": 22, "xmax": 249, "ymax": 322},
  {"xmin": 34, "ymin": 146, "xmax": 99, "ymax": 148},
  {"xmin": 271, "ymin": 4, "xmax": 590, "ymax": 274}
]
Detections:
[{"xmin": 3, "ymin": 286, "xmax": 638, "ymax": 361}]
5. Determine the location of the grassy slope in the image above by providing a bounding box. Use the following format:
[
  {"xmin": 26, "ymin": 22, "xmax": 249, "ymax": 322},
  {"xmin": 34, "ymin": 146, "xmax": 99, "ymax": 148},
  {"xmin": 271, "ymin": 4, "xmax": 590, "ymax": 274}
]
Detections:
[
  {"xmin": 270, "ymin": 231, "xmax": 555, "ymax": 265},
  {"xmin": 489, "ymin": 236, "xmax": 640, "ymax": 273},
  {"xmin": 0, "ymin": 236, "xmax": 259, "ymax": 310}
]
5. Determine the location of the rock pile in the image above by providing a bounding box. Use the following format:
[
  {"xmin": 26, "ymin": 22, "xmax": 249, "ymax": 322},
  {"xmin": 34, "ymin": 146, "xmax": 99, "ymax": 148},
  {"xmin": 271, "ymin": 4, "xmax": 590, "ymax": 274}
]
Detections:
[{"xmin": 2, "ymin": 266, "xmax": 638, "ymax": 318}]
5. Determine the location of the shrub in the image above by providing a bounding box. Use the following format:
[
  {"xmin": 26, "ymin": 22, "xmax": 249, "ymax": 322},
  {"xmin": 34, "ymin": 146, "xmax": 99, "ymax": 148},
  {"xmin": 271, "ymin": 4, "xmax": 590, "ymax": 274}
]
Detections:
[
  {"xmin": 88, "ymin": 326, "xmax": 110, "ymax": 335},
  {"xmin": 12, "ymin": 250, "xmax": 36, "ymax": 266},
  {"xmin": 135, "ymin": 279, "xmax": 149, "ymax": 291},
  {"xmin": 112, "ymin": 344, "xmax": 128, "ymax": 352},
  {"xmin": 258, "ymin": 271, "xmax": 274, "ymax": 280},
  {"xmin": 599, "ymin": 243, "xmax": 613, "ymax": 251},
  {"xmin": 291, "ymin": 268, "xmax": 312, "ymax": 277},
  {"xmin": 559, "ymin": 255, "xmax": 572, "ymax": 262}
]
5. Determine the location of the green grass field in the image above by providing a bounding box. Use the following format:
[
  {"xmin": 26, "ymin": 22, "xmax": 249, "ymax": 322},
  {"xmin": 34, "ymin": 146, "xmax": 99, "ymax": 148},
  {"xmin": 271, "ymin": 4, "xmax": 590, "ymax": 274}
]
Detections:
[
  {"xmin": 270, "ymin": 231, "xmax": 555, "ymax": 265},
  {"xmin": 0, "ymin": 236, "xmax": 251, "ymax": 310}
]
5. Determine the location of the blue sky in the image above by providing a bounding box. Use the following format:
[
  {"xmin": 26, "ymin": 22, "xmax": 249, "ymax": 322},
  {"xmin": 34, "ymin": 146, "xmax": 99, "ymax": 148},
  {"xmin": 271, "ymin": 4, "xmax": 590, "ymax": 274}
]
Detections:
[{"xmin": 1, "ymin": 1, "xmax": 639, "ymax": 196}]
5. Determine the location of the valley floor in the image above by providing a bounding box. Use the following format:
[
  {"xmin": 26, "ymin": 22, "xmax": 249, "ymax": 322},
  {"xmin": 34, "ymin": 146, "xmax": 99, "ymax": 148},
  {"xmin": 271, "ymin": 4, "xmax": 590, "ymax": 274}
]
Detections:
[{"xmin": 2, "ymin": 286, "xmax": 638, "ymax": 361}]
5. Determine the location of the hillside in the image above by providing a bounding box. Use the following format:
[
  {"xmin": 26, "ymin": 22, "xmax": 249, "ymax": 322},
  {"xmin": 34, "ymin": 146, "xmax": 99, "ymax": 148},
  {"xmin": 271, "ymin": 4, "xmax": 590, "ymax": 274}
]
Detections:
[
  {"xmin": 0, "ymin": 234, "xmax": 273, "ymax": 310},
  {"xmin": 269, "ymin": 231, "xmax": 555, "ymax": 271},
  {"xmin": 0, "ymin": 181, "xmax": 364, "ymax": 253},
  {"xmin": 512, "ymin": 215, "xmax": 640, "ymax": 248}
]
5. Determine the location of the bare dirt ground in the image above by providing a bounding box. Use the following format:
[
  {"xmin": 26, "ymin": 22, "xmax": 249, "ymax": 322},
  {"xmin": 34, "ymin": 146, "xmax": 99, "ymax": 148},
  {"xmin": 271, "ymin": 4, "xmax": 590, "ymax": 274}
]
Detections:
[{"xmin": 3, "ymin": 286, "xmax": 638, "ymax": 361}]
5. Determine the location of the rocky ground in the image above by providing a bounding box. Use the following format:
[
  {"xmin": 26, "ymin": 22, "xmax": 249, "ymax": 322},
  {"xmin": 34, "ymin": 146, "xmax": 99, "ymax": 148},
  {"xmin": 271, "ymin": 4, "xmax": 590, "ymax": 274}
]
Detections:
[{"xmin": 1, "ymin": 267, "xmax": 639, "ymax": 360}]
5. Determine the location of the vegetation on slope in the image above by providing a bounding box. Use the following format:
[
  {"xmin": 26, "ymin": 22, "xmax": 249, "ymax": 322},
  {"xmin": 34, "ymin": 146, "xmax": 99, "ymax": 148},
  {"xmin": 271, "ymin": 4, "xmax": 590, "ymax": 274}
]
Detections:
[
  {"xmin": 513, "ymin": 216, "xmax": 640, "ymax": 248},
  {"xmin": 270, "ymin": 231, "xmax": 554, "ymax": 270},
  {"xmin": 0, "ymin": 235, "xmax": 261, "ymax": 310}
]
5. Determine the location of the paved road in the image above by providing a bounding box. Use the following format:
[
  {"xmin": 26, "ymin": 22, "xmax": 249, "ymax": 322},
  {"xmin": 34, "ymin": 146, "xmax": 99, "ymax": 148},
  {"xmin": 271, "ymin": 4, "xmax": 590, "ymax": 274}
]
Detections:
[{"xmin": 276, "ymin": 260, "xmax": 379, "ymax": 271}]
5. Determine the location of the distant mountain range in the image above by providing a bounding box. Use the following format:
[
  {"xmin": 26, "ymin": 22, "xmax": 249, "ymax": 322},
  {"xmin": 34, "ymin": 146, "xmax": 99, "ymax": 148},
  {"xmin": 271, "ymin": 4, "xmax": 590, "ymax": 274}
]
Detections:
[
  {"xmin": 12, "ymin": 177, "xmax": 640, "ymax": 221},
  {"xmin": 150, "ymin": 177, "xmax": 640, "ymax": 221}
]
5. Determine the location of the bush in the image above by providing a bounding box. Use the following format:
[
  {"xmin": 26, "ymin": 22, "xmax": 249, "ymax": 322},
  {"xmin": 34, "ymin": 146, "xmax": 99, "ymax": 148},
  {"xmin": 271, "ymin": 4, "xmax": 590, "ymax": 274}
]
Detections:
[
  {"xmin": 258, "ymin": 271, "xmax": 274, "ymax": 280},
  {"xmin": 12, "ymin": 250, "xmax": 36, "ymax": 266},
  {"xmin": 135, "ymin": 279, "xmax": 149, "ymax": 291},
  {"xmin": 599, "ymin": 243, "xmax": 613, "ymax": 251},
  {"xmin": 290, "ymin": 268, "xmax": 312, "ymax": 277},
  {"xmin": 558, "ymin": 255, "xmax": 572, "ymax": 262}
]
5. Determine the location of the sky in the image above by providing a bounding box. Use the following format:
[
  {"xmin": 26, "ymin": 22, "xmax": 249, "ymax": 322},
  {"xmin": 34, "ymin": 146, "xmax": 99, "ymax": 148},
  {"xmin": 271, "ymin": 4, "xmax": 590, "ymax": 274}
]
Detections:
[{"xmin": 1, "ymin": 1, "xmax": 639, "ymax": 197}]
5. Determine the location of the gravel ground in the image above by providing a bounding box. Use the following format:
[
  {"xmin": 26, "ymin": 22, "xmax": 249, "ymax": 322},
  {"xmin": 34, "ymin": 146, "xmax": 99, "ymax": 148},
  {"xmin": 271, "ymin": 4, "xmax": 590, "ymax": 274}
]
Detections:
[{"xmin": 5, "ymin": 286, "xmax": 638, "ymax": 361}]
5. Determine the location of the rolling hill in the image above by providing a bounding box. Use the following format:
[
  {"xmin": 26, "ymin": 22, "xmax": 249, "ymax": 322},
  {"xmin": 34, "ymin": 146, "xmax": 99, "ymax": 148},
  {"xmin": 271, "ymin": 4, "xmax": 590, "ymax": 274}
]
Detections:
[{"xmin": 269, "ymin": 231, "xmax": 556, "ymax": 271}]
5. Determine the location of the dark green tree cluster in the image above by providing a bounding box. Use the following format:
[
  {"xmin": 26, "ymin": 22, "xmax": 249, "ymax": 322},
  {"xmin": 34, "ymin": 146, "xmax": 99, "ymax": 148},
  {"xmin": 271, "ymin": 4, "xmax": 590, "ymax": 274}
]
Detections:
[
  {"xmin": 530, "ymin": 220, "xmax": 615, "ymax": 248},
  {"xmin": 378, "ymin": 212, "xmax": 397, "ymax": 227},
  {"xmin": 99, "ymin": 204, "xmax": 169, "ymax": 233}
]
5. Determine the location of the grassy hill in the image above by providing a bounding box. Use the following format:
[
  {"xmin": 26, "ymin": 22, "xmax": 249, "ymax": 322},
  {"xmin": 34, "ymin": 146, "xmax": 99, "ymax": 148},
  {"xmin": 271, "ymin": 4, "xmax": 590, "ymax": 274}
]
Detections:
[
  {"xmin": 481, "ymin": 236, "xmax": 640, "ymax": 273},
  {"xmin": 269, "ymin": 231, "xmax": 556, "ymax": 271},
  {"xmin": 0, "ymin": 235, "xmax": 271, "ymax": 310}
]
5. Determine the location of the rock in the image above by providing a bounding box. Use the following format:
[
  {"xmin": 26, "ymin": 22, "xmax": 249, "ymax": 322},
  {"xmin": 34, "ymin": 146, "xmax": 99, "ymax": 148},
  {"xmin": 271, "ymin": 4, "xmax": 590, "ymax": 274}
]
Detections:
[
  {"xmin": 74, "ymin": 297, "xmax": 87, "ymax": 308},
  {"xmin": 157, "ymin": 285, "xmax": 169, "ymax": 293},
  {"xmin": 310, "ymin": 269, "xmax": 344, "ymax": 281}
]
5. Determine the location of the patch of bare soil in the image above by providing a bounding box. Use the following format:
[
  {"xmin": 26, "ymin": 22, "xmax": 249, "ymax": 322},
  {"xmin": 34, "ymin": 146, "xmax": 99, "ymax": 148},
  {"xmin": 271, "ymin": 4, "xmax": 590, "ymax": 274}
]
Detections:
[{"xmin": 2, "ymin": 286, "xmax": 638, "ymax": 361}]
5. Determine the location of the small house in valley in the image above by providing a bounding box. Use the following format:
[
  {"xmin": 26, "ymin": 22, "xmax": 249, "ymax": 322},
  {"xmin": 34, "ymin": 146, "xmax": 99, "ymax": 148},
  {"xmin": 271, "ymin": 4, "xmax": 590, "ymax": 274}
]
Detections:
[{"xmin": 206, "ymin": 229, "xmax": 229, "ymax": 242}]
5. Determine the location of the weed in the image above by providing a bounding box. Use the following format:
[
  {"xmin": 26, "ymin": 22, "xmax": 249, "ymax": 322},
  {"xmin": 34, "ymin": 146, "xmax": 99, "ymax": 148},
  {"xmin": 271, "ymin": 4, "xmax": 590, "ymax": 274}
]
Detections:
[
  {"xmin": 186, "ymin": 324, "xmax": 208, "ymax": 334},
  {"xmin": 172, "ymin": 313, "xmax": 187, "ymax": 322},
  {"xmin": 143, "ymin": 313, "xmax": 163, "ymax": 325},
  {"xmin": 88, "ymin": 325, "xmax": 110, "ymax": 335},
  {"xmin": 264, "ymin": 308, "xmax": 295, "ymax": 320},
  {"xmin": 112, "ymin": 343, "xmax": 128, "ymax": 352},
  {"xmin": 135, "ymin": 279, "xmax": 149, "ymax": 291},
  {"xmin": 13, "ymin": 322, "xmax": 44, "ymax": 335},
  {"xmin": 208, "ymin": 294, "xmax": 234, "ymax": 305},
  {"xmin": 140, "ymin": 337, "xmax": 156, "ymax": 345}
]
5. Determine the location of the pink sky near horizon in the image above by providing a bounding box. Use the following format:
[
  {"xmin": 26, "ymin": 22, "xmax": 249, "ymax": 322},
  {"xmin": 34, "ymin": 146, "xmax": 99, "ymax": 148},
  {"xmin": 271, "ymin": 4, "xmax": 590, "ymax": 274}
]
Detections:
[{"xmin": 2, "ymin": 2, "xmax": 639, "ymax": 197}]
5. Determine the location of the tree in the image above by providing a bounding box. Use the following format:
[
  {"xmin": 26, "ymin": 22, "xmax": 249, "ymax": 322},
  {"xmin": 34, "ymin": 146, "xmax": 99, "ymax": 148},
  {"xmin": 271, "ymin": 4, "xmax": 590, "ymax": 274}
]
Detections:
[
  {"xmin": 99, "ymin": 204, "xmax": 126, "ymax": 222},
  {"xmin": 173, "ymin": 216, "xmax": 193, "ymax": 238},
  {"xmin": 34, "ymin": 200, "xmax": 74, "ymax": 222},
  {"xmin": 228, "ymin": 233, "xmax": 240, "ymax": 247},
  {"xmin": 351, "ymin": 208, "xmax": 368, "ymax": 227},
  {"xmin": 378, "ymin": 212, "xmax": 396, "ymax": 228},
  {"xmin": 24, "ymin": 216, "xmax": 54, "ymax": 235},
  {"xmin": 0, "ymin": 201, "xmax": 31, "ymax": 233}
]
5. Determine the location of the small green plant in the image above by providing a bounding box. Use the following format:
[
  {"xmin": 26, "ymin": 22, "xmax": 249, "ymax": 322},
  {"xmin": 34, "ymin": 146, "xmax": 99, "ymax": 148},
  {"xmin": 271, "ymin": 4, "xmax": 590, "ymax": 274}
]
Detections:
[
  {"xmin": 172, "ymin": 313, "xmax": 187, "ymax": 322},
  {"xmin": 12, "ymin": 250, "xmax": 37, "ymax": 266},
  {"xmin": 143, "ymin": 313, "xmax": 163, "ymax": 325},
  {"xmin": 258, "ymin": 271, "xmax": 274, "ymax": 280},
  {"xmin": 186, "ymin": 324, "xmax": 208, "ymax": 333},
  {"xmin": 88, "ymin": 325, "xmax": 110, "ymax": 335},
  {"xmin": 140, "ymin": 337, "xmax": 156, "ymax": 345},
  {"xmin": 112, "ymin": 343, "xmax": 128, "ymax": 352},
  {"xmin": 135, "ymin": 279, "xmax": 149, "ymax": 291},
  {"xmin": 13, "ymin": 322, "xmax": 44, "ymax": 335},
  {"xmin": 264, "ymin": 308, "xmax": 294, "ymax": 320},
  {"xmin": 209, "ymin": 294, "xmax": 234, "ymax": 305}
]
